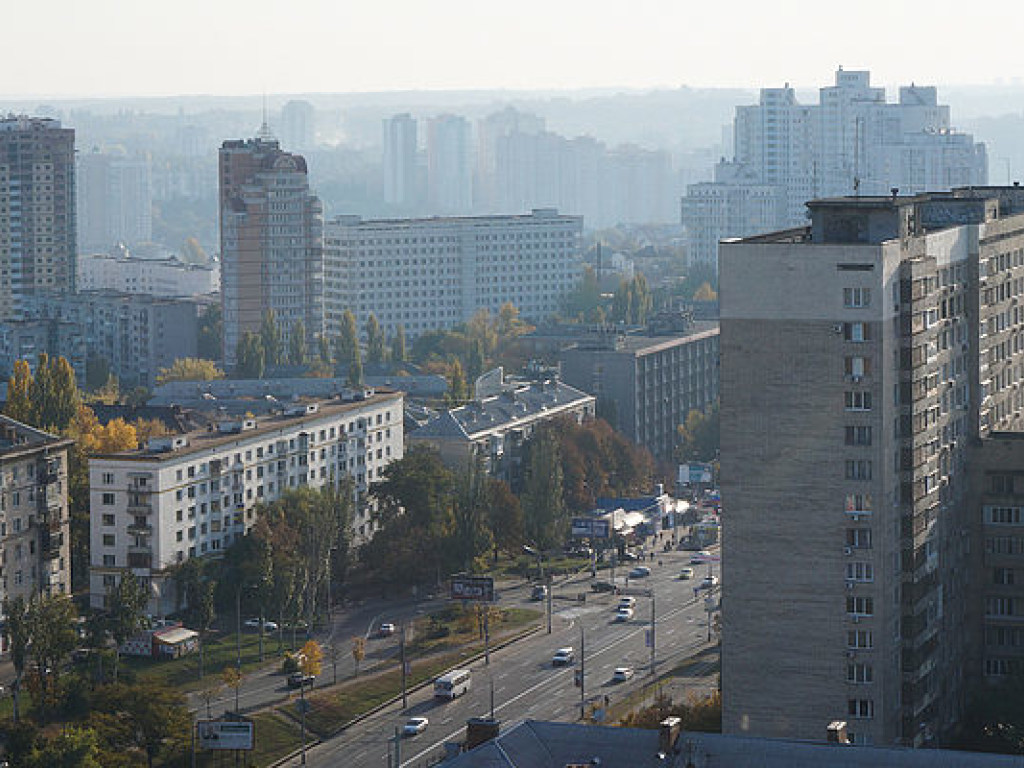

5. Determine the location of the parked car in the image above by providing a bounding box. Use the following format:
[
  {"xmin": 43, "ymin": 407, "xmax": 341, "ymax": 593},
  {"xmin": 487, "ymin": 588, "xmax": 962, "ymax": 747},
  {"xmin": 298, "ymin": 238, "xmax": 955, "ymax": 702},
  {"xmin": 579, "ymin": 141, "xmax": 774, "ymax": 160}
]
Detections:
[
  {"xmin": 612, "ymin": 666, "xmax": 635, "ymax": 682},
  {"xmin": 628, "ymin": 566, "xmax": 651, "ymax": 578},
  {"xmin": 287, "ymin": 672, "xmax": 315, "ymax": 689},
  {"xmin": 552, "ymin": 647, "xmax": 575, "ymax": 666},
  {"xmin": 678, "ymin": 567, "xmax": 695, "ymax": 580},
  {"xmin": 403, "ymin": 717, "xmax": 429, "ymax": 736},
  {"xmin": 378, "ymin": 622, "xmax": 396, "ymax": 637},
  {"xmin": 615, "ymin": 607, "xmax": 634, "ymax": 622},
  {"xmin": 531, "ymin": 584, "xmax": 549, "ymax": 601},
  {"xmin": 244, "ymin": 618, "xmax": 278, "ymax": 632}
]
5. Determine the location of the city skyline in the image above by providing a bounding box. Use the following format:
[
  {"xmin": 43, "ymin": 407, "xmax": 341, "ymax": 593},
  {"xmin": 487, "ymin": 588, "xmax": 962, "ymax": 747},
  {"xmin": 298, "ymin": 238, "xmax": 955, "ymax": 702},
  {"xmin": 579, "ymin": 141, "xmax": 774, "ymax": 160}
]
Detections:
[{"xmin": 9, "ymin": 0, "xmax": 1024, "ymax": 98}]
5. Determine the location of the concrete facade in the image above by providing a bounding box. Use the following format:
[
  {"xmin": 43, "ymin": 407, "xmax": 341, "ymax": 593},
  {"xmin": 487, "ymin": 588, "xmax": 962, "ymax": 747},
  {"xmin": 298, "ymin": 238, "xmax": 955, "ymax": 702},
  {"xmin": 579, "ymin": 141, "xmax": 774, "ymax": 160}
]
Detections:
[
  {"xmin": 559, "ymin": 324, "xmax": 720, "ymax": 462},
  {"xmin": 78, "ymin": 252, "xmax": 219, "ymax": 298},
  {"xmin": 720, "ymin": 187, "xmax": 1024, "ymax": 746},
  {"xmin": 89, "ymin": 392, "xmax": 403, "ymax": 616}
]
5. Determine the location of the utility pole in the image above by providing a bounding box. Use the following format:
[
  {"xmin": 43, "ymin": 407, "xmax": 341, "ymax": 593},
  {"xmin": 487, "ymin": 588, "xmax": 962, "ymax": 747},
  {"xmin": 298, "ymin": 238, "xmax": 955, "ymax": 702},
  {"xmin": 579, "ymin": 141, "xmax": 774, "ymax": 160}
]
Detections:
[
  {"xmin": 484, "ymin": 608, "xmax": 491, "ymax": 665},
  {"xmin": 649, "ymin": 591, "xmax": 656, "ymax": 676},
  {"xmin": 579, "ymin": 622, "xmax": 586, "ymax": 720},
  {"xmin": 546, "ymin": 574, "xmax": 553, "ymax": 634},
  {"xmin": 400, "ymin": 623, "xmax": 408, "ymax": 709}
]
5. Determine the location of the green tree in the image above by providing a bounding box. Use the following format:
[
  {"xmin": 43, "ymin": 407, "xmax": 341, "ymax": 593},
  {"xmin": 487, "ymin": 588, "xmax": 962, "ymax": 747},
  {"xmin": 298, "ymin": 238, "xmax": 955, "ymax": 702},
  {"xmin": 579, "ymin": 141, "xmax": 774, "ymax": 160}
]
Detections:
[
  {"xmin": 676, "ymin": 402, "xmax": 720, "ymax": 462},
  {"xmin": 335, "ymin": 309, "xmax": 359, "ymax": 367},
  {"xmin": 5, "ymin": 359, "xmax": 33, "ymax": 423},
  {"xmin": 318, "ymin": 334, "xmax": 332, "ymax": 365},
  {"xmin": 391, "ymin": 324, "xmax": 407, "ymax": 363},
  {"xmin": 260, "ymin": 310, "xmax": 283, "ymax": 367},
  {"xmin": 156, "ymin": 357, "xmax": 224, "ymax": 383},
  {"xmin": 611, "ymin": 273, "xmax": 653, "ymax": 325},
  {"xmin": 10, "ymin": 353, "xmax": 82, "ymax": 431},
  {"xmin": 4, "ymin": 596, "xmax": 30, "ymax": 722},
  {"xmin": 89, "ymin": 682, "xmax": 191, "ymax": 768},
  {"xmin": 347, "ymin": 345, "xmax": 364, "ymax": 387},
  {"xmin": 486, "ymin": 478, "xmax": 524, "ymax": 561},
  {"xmin": 235, "ymin": 331, "xmax": 265, "ymax": 379},
  {"xmin": 289, "ymin": 319, "xmax": 308, "ymax": 367},
  {"xmin": 451, "ymin": 457, "xmax": 493, "ymax": 572},
  {"xmin": 366, "ymin": 313, "xmax": 386, "ymax": 365},
  {"xmin": 23, "ymin": 726, "xmax": 103, "ymax": 768},
  {"xmin": 172, "ymin": 558, "xmax": 216, "ymax": 679},
  {"xmin": 27, "ymin": 594, "xmax": 78, "ymax": 721},
  {"xmin": 197, "ymin": 303, "xmax": 223, "ymax": 361},
  {"xmin": 85, "ymin": 355, "xmax": 112, "ymax": 391},
  {"xmin": 447, "ymin": 359, "xmax": 468, "ymax": 405},
  {"xmin": 466, "ymin": 338, "xmax": 485, "ymax": 387},
  {"xmin": 521, "ymin": 428, "xmax": 565, "ymax": 548},
  {"xmin": 106, "ymin": 571, "xmax": 149, "ymax": 683},
  {"xmin": 563, "ymin": 264, "xmax": 602, "ymax": 320}
]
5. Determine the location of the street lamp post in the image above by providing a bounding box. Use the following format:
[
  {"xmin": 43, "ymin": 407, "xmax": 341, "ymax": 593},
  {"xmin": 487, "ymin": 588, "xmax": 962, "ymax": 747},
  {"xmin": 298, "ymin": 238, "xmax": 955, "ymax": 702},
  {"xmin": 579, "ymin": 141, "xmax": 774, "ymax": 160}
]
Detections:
[{"xmin": 524, "ymin": 544, "xmax": 552, "ymax": 633}]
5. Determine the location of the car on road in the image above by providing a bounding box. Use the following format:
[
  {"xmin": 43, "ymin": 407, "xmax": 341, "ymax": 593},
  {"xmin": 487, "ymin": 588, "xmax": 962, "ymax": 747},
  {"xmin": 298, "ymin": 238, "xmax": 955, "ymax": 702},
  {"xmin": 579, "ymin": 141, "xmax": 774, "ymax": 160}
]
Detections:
[
  {"xmin": 287, "ymin": 672, "xmax": 315, "ymax": 689},
  {"xmin": 552, "ymin": 647, "xmax": 575, "ymax": 666},
  {"xmin": 628, "ymin": 566, "xmax": 651, "ymax": 578},
  {"xmin": 697, "ymin": 575, "xmax": 719, "ymax": 590},
  {"xmin": 403, "ymin": 717, "xmax": 429, "ymax": 736},
  {"xmin": 378, "ymin": 622, "xmax": 396, "ymax": 637},
  {"xmin": 612, "ymin": 666, "xmax": 635, "ymax": 682},
  {"xmin": 690, "ymin": 551, "xmax": 712, "ymax": 564},
  {"xmin": 617, "ymin": 596, "xmax": 636, "ymax": 610},
  {"xmin": 531, "ymin": 584, "xmax": 549, "ymax": 601},
  {"xmin": 244, "ymin": 618, "xmax": 278, "ymax": 632},
  {"xmin": 678, "ymin": 567, "xmax": 695, "ymax": 580},
  {"xmin": 620, "ymin": 551, "xmax": 640, "ymax": 562},
  {"xmin": 615, "ymin": 607, "xmax": 635, "ymax": 622},
  {"xmin": 591, "ymin": 581, "xmax": 617, "ymax": 593}
]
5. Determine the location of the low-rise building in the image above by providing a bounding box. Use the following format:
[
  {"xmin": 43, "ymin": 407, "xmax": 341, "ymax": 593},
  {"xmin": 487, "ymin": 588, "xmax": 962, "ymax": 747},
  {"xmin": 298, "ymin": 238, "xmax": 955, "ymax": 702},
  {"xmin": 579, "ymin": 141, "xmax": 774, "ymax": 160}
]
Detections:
[
  {"xmin": 408, "ymin": 370, "xmax": 594, "ymax": 489},
  {"xmin": 78, "ymin": 252, "xmax": 219, "ymax": 298},
  {"xmin": 89, "ymin": 391, "xmax": 403, "ymax": 616}
]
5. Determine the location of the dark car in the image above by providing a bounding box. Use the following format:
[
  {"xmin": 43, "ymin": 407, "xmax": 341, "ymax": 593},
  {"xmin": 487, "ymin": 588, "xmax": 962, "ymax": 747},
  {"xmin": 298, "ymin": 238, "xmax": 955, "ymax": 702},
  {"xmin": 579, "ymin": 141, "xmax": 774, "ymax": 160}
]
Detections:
[
  {"xmin": 287, "ymin": 672, "xmax": 315, "ymax": 689},
  {"xmin": 590, "ymin": 580, "xmax": 616, "ymax": 593},
  {"xmin": 620, "ymin": 551, "xmax": 640, "ymax": 562},
  {"xmin": 531, "ymin": 584, "xmax": 549, "ymax": 601}
]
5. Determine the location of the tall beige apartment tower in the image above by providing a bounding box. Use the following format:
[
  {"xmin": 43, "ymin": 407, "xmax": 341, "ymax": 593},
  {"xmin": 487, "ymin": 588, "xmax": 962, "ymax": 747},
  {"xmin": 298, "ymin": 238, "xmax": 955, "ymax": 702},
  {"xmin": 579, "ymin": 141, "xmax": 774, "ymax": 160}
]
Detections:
[
  {"xmin": 720, "ymin": 187, "xmax": 1024, "ymax": 747},
  {"xmin": 219, "ymin": 131, "xmax": 323, "ymax": 369},
  {"xmin": 0, "ymin": 117, "xmax": 76, "ymax": 319}
]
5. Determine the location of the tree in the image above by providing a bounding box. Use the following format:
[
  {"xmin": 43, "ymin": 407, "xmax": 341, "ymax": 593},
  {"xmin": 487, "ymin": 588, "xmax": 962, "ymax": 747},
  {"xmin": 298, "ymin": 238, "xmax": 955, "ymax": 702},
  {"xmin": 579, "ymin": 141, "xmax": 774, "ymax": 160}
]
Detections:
[
  {"xmin": 156, "ymin": 357, "xmax": 224, "ymax": 384},
  {"xmin": 236, "ymin": 331, "xmax": 265, "ymax": 379},
  {"xmin": 27, "ymin": 594, "xmax": 78, "ymax": 721},
  {"xmin": 222, "ymin": 666, "xmax": 244, "ymax": 711},
  {"xmin": 85, "ymin": 355, "xmax": 112, "ymax": 392},
  {"xmin": 318, "ymin": 334, "xmax": 332, "ymax": 365},
  {"xmin": 5, "ymin": 359, "xmax": 33, "ymax": 423},
  {"xmin": 520, "ymin": 428, "xmax": 565, "ymax": 548},
  {"xmin": 261, "ymin": 310, "xmax": 283, "ymax": 367},
  {"xmin": 446, "ymin": 359, "xmax": 468, "ymax": 405},
  {"xmin": 351, "ymin": 636, "xmax": 366, "ymax": 677},
  {"xmin": 693, "ymin": 281, "xmax": 718, "ymax": 301},
  {"xmin": 486, "ymin": 478, "xmax": 524, "ymax": 561},
  {"xmin": 68, "ymin": 406, "xmax": 138, "ymax": 454},
  {"xmin": 182, "ymin": 236, "xmax": 207, "ymax": 264},
  {"xmin": 563, "ymin": 265, "xmax": 602, "ymax": 321},
  {"xmin": 172, "ymin": 558, "xmax": 216, "ymax": 679},
  {"xmin": 676, "ymin": 402, "xmax": 720, "ymax": 462},
  {"xmin": 299, "ymin": 639, "xmax": 323, "ymax": 678},
  {"xmin": 391, "ymin": 324, "xmax": 407, "ymax": 363},
  {"xmin": 611, "ymin": 273, "xmax": 653, "ymax": 325},
  {"xmin": 89, "ymin": 682, "xmax": 190, "ymax": 768},
  {"xmin": 107, "ymin": 571, "xmax": 149, "ymax": 683},
  {"xmin": 451, "ymin": 457, "xmax": 493, "ymax": 572},
  {"xmin": 366, "ymin": 313, "xmax": 385, "ymax": 365},
  {"xmin": 197, "ymin": 303, "xmax": 223, "ymax": 361},
  {"xmin": 6, "ymin": 354, "xmax": 81, "ymax": 431},
  {"xmin": 4, "ymin": 596, "xmax": 30, "ymax": 722},
  {"xmin": 22, "ymin": 726, "xmax": 103, "ymax": 768},
  {"xmin": 347, "ymin": 345, "xmax": 363, "ymax": 388},
  {"xmin": 335, "ymin": 310, "xmax": 359, "ymax": 368},
  {"xmin": 465, "ymin": 338, "xmax": 485, "ymax": 387},
  {"xmin": 289, "ymin": 319, "xmax": 308, "ymax": 367}
]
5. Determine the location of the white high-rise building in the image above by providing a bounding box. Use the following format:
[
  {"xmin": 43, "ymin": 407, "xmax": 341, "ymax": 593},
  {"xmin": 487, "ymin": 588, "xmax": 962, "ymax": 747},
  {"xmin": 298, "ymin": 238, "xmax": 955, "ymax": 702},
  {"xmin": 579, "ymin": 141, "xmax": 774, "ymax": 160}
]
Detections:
[
  {"xmin": 324, "ymin": 209, "xmax": 583, "ymax": 340},
  {"xmin": 427, "ymin": 114, "xmax": 472, "ymax": 214},
  {"xmin": 78, "ymin": 148, "xmax": 153, "ymax": 253},
  {"xmin": 280, "ymin": 100, "xmax": 315, "ymax": 152},
  {"xmin": 683, "ymin": 69, "xmax": 987, "ymax": 271},
  {"xmin": 382, "ymin": 113, "xmax": 418, "ymax": 208}
]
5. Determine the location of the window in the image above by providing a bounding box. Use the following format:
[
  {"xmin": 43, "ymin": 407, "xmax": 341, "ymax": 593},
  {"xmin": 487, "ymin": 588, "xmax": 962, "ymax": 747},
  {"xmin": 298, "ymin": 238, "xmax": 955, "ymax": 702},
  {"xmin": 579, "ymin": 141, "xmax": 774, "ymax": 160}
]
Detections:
[
  {"xmin": 987, "ymin": 506, "xmax": 1023, "ymax": 525},
  {"xmin": 846, "ymin": 562, "xmax": 874, "ymax": 582},
  {"xmin": 845, "ymin": 357, "xmax": 871, "ymax": 378},
  {"xmin": 845, "ymin": 426, "xmax": 872, "ymax": 446},
  {"xmin": 102, "ymin": 493, "xmax": 115, "ymax": 505},
  {"xmin": 844, "ymin": 322, "xmax": 870, "ymax": 342},
  {"xmin": 987, "ymin": 597, "xmax": 1016, "ymax": 616},
  {"xmin": 847, "ymin": 699, "xmax": 874, "ymax": 719},
  {"xmin": 844, "ymin": 287, "xmax": 871, "ymax": 308},
  {"xmin": 847, "ymin": 630, "xmax": 873, "ymax": 649},
  {"xmin": 176, "ymin": 531, "xmax": 183, "ymax": 542},
  {"xmin": 102, "ymin": 534, "xmax": 115, "ymax": 547},
  {"xmin": 102, "ymin": 472, "xmax": 115, "ymax": 484},
  {"xmin": 995, "ymin": 568, "xmax": 1016, "ymax": 586},
  {"xmin": 847, "ymin": 663, "xmax": 873, "ymax": 683},
  {"xmin": 102, "ymin": 514, "xmax": 115, "ymax": 526},
  {"xmin": 990, "ymin": 474, "xmax": 1015, "ymax": 494},
  {"xmin": 847, "ymin": 529, "xmax": 872, "ymax": 549},
  {"xmin": 102, "ymin": 554, "xmax": 115, "ymax": 567},
  {"xmin": 847, "ymin": 596, "xmax": 874, "ymax": 616},
  {"xmin": 845, "ymin": 391, "xmax": 872, "ymax": 411},
  {"xmin": 845, "ymin": 494, "xmax": 872, "ymax": 513},
  {"xmin": 845, "ymin": 460, "xmax": 872, "ymax": 480}
]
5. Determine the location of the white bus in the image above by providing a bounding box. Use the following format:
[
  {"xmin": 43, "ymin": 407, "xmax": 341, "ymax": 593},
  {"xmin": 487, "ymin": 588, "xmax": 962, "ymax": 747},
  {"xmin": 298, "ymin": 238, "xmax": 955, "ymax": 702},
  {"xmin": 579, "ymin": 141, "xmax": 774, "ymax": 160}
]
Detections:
[{"xmin": 434, "ymin": 669, "xmax": 471, "ymax": 699}]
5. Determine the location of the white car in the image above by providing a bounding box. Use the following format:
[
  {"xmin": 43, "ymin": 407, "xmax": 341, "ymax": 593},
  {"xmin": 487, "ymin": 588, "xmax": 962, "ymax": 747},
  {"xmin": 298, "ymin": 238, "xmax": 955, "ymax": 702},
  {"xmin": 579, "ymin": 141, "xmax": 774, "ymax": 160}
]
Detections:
[
  {"xmin": 552, "ymin": 647, "xmax": 575, "ymax": 666},
  {"xmin": 379, "ymin": 622, "xmax": 396, "ymax": 637},
  {"xmin": 613, "ymin": 666, "xmax": 635, "ymax": 682},
  {"xmin": 678, "ymin": 567, "xmax": 695, "ymax": 580},
  {"xmin": 618, "ymin": 596, "xmax": 637, "ymax": 610},
  {"xmin": 615, "ymin": 607, "xmax": 634, "ymax": 622},
  {"xmin": 690, "ymin": 551, "xmax": 712, "ymax": 564},
  {"xmin": 243, "ymin": 618, "xmax": 261, "ymax": 630},
  {"xmin": 403, "ymin": 717, "xmax": 429, "ymax": 736},
  {"xmin": 244, "ymin": 619, "xmax": 278, "ymax": 632},
  {"xmin": 698, "ymin": 575, "xmax": 720, "ymax": 590}
]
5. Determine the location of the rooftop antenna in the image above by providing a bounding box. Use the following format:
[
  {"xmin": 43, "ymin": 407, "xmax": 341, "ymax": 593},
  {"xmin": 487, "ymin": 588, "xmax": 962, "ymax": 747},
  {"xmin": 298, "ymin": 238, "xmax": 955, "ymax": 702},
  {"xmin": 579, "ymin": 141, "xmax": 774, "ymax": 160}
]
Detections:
[{"xmin": 257, "ymin": 92, "xmax": 275, "ymax": 141}]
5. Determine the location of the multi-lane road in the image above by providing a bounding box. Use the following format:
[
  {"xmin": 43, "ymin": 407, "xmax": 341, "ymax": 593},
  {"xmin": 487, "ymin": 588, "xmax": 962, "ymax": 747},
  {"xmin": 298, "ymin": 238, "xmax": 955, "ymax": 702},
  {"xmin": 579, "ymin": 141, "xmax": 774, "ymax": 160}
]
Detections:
[{"xmin": 283, "ymin": 545, "xmax": 721, "ymax": 767}]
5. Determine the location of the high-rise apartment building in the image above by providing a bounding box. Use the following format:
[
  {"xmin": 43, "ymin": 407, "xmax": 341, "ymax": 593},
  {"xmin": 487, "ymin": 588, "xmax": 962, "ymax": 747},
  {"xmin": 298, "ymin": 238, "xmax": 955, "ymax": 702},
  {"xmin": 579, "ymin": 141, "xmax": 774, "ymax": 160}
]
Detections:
[
  {"xmin": 0, "ymin": 116, "xmax": 76, "ymax": 319},
  {"xmin": 77, "ymin": 148, "xmax": 153, "ymax": 253},
  {"xmin": 219, "ymin": 133, "xmax": 324, "ymax": 368},
  {"xmin": 382, "ymin": 113, "xmax": 419, "ymax": 208},
  {"xmin": 323, "ymin": 209, "xmax": 583, "ymax": 341},
  {"xmin": 280, "ymin": 100, "xmax": 315, "ymax": 152},
  {"xmin": 427, "ymin": 114, "xmax": 473, "ymax": 214},
  {"xmin": 683, "ymin": 70, "xmax": 987, "ymax": 271},
  {"xmin": 720, "ymin": 187, "xmax": 1024, "ymax": 747}
]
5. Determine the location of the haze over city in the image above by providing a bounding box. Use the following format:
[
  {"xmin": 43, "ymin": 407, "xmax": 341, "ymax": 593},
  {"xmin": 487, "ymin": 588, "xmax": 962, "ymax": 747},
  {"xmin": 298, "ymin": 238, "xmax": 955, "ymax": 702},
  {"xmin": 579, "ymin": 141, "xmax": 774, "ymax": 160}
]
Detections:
[{"xmin": 10, "ymin": 0, "xmax": 1024, "ymax": 97}]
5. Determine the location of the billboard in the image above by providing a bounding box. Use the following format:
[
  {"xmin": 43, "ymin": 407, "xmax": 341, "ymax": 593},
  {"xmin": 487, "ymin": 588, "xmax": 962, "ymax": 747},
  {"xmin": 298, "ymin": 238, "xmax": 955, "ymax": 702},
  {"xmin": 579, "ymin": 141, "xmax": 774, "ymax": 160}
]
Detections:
[
  {"xmin": 198, "ymin": 720, "xmax": 255, "ymax": 751},
  {"xmin": 450, "ymin": 575, "xmax": 495, "ymax": 602},
  {"xmin": 571, "ymin": 517, "xmax": 610, "ymax": 539},
  {"xmin": 679, "ymin": 462, "xmax": 713, "ymax": 485}
]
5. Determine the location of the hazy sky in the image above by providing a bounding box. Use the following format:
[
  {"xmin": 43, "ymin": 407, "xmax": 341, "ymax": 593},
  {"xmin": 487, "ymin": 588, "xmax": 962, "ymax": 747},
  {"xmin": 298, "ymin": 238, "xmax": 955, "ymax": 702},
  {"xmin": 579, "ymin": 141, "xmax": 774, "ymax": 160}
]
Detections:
[{"xmin": 10, "ymin": 0, "xmax": 1024, "ymax": 98}]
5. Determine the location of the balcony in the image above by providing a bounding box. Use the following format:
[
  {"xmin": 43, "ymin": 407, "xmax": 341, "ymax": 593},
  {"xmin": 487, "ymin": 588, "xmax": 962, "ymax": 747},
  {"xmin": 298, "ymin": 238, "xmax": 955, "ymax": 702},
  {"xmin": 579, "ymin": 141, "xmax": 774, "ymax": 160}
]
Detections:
[
  {"xmin": 126, "ymin": 501, "xmax": 152, "ymax": 515},
  {"xmin": 128, "ymin": 523, "xmax": 153, "ymax": 536}
]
